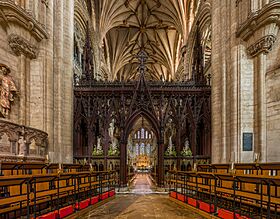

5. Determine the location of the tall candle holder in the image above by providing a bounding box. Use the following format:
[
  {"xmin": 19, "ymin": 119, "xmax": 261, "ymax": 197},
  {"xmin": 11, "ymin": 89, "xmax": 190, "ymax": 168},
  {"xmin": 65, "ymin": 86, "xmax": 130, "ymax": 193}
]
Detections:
[
  {"xmin": 229, "ymin": 162, "xmax": 236, "ymax": 175},
  {"xmin": 57, "ymin": 163, "xmax": 63, "ymax": 175},
  {"xmin": 193, "ymin": 162, "xmax": 197, "ymax": 172}
]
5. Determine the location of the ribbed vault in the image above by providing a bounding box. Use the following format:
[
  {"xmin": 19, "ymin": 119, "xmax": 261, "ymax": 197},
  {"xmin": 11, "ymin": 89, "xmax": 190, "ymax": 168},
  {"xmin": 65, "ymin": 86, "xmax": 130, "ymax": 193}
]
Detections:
[{"xmin": 95, "ymin": 0, "xmax": 202, "ymax": 81}]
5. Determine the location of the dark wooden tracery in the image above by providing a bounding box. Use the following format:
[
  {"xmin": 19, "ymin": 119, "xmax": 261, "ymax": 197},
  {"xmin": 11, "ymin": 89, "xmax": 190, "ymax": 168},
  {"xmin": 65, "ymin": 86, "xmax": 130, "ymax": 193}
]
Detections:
[{"xmin": 73, "ymin": 31, "xmax": 211, "ymax": 186}]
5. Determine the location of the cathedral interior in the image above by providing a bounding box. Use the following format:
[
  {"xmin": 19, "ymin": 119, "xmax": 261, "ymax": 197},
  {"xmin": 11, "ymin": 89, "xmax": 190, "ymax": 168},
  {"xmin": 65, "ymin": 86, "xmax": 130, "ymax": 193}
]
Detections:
[{"xmin": 0, "ymin": 0, "xmax": 280, "ymax": 218}]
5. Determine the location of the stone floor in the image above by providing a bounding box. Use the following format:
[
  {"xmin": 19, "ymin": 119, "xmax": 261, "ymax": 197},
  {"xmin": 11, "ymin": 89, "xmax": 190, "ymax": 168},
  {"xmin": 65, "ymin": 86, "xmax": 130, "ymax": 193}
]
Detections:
[
  {"xmin": 80, "ymin": 174, "xmax": 205, "ymax": 219},
  {"xmin": 81, "ymin": 194, "xmax": 205, "ymax": 219},
  {"xmin": 130, "ymin": 173, "xmax": 154, "ymax": 194}
]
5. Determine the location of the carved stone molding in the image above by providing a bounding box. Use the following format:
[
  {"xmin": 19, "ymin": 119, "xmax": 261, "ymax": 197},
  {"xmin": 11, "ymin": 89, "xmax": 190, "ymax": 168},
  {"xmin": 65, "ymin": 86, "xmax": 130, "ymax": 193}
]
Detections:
[
  {"xmin": 41, "ymin": 0, "xmax": 49, "ymax": 7},
  {"xmin": 8, "ymin": 34, "xmax": 38, "ymax": 59},
  {"xmin": 247, "ymin": 35, "xmax": 276, "ymax": 58},
  {"xmin": 236, "ymin": 2, "xmax": 280, "ymax": 41},
  {"xmin": 0, "ymin": 119, "xmax": 21, "ymax": 142},
  {"xmin": 0, "ymin": 119, "xmax": 48, "ymax": 158},
  {"xmin": 0, "ymin": 1, "xmax": 48, "ymax": 41}
]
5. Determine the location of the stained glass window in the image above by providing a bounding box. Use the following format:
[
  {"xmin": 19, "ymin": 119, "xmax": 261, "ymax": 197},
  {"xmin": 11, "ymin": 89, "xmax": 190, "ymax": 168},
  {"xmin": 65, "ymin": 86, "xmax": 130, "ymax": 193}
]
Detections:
[
  {"xmin": 141, "ymin": 128, "xmax": 145, "ymax": 139},
  {"xmin": 140, "ymin": 143, "xmax": 145, "ymax": 154}
]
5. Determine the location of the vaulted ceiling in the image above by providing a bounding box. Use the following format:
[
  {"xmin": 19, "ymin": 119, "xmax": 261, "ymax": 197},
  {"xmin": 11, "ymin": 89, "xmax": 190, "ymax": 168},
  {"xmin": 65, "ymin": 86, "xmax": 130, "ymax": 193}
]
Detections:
[{"xmin": 95, "ymin": 0, "xmax": 201, "ymax": 81}]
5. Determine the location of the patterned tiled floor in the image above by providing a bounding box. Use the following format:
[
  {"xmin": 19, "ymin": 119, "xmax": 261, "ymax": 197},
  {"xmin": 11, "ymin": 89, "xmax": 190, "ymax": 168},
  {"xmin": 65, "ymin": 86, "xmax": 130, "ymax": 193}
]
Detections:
[{"xmin": 80, "ymin": 174, "xmax": 205, "ymax": 219}]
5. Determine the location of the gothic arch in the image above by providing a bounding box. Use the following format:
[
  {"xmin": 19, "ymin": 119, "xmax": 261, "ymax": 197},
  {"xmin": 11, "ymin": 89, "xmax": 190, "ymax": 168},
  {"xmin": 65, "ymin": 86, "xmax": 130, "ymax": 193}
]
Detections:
[{"xmin": 124, "ymin": 109, "xmax": 160, "ymax": 142}]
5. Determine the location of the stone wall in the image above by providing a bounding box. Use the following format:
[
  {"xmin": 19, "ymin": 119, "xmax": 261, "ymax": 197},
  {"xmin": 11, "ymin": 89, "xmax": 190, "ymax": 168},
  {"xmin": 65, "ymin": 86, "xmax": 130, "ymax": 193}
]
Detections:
[
  {"xmin": 0, "ymin": 0, "xmax": 74, "ymax": 163},
  {"xmin": 211, "ymin": 0, "xmax": 280, "ymax": 163}
]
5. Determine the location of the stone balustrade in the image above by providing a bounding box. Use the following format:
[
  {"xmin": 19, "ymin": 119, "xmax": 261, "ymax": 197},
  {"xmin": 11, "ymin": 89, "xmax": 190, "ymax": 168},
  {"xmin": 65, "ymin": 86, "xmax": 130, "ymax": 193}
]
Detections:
[{"xmin": 0, "ymin": 119, "xmax": 48, "ymax": 162}]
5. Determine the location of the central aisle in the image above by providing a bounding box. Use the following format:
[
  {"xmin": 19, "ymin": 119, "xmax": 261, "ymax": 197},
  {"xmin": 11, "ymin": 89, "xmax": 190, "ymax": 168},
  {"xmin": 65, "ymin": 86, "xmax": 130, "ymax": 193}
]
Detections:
[
  {"xmin": 81, "ymin": 194, "xmax": 205, "ymax": 219},
  {"xmin": 130, "ymin": 173, "xmax": 154, "ymax": 194},
  {"xmin": 80, "ymin": 173, "xmax": 205, "ymax": 218}
]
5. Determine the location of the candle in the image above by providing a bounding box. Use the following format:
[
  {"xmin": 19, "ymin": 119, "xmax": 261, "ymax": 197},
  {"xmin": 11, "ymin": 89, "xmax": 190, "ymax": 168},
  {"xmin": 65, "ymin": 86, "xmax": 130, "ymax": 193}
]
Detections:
[
  {"xmin": 231, "ymin": 162, "xmax": 234, "ymax": 170},
  {"xmin": 59, "ymin": 163, "xmax": 62, "ymax": 169},
  {"xmin": 254, "ymin": 153, "xmax": 259, "ymax": 161},
  {"xmin": 193, "ymin": 163, "xmax": 197, "ymax": 171}
]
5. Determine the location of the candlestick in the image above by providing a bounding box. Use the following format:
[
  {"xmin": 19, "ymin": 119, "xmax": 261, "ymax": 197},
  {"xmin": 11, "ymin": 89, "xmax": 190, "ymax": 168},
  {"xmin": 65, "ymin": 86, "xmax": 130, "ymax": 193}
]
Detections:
[{"xmin": 193, "ymin": 163, "xmax": 197, "ymax": 171}]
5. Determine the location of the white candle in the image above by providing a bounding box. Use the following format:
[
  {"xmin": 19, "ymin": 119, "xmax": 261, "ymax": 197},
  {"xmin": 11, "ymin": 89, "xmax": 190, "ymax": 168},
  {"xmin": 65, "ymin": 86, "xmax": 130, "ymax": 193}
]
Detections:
[
  {"xmin": 193, "ymin": 163, "xmax": 197, "ymax": 171},
  {"xmin": 231, "ymin": 162, "xmax": 234, "ymax": 170},
  {"xmin": 254, "ymin": 153, "xmax": 259, "ymax": 161}
]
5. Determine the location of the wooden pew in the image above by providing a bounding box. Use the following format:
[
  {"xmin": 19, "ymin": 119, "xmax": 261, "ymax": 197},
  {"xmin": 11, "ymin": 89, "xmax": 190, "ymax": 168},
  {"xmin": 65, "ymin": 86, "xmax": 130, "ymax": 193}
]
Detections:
[
  {"xmin": 197, "ymin": 162, "xmax": 280, "ymax": 177},
  {"xmin": 0, "ymin": 170, "xmax": 117, "ymax": 218},
  {"xmin": 0, "ymin": 162, "xmax": 47, "ymax": 176},
  {"xmin": 168, "ymin": 170, "xmax": 280, "ymax": 218}
]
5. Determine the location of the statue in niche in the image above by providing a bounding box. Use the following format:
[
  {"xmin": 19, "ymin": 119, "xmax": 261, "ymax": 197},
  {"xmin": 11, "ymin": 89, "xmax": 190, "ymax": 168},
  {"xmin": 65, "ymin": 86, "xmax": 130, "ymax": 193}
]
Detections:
[
  {"xmin": 109, "ymin": 161, "xmax": 113, "ymax": 171},
  {"xmin": 108, "ymin": 118, "xmax": 120, "ymax": 156},
  {"xmin": 0, "ymin": 64, "xmax": 18, "ymax": 118},
  {"xmin": 181, "ymin": 137, "xmax": 192, "ymax": 157},
  {"xmin": 108, "ymin": 118, "xmax": 115, "ymax": 140},
  {"xmin": 165, "ymin": 118, "xmax": 176, "ymax": 156},
  {"xmin": 92, "ymin": 136, "xmax": 103, "ymax": 156},
  {"xmin": 18, "ymin": 136, "xmax": 26, "ymax": 156}
]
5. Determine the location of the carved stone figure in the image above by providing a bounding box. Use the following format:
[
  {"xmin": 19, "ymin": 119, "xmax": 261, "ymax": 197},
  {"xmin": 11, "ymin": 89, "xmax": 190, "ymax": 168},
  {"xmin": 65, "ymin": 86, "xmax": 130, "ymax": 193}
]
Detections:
[
  {"xmin": 108, "ymin": 118, "xmax": 120, "ymax": 156},
  {"xmin": 165, "ymin": 118, "xmax": 176, "ymax": 156},
  {"xmin": 18, "ymin": 136, "xmax": 26, "ymax": 156},
  {"xmin": 166, "ymin": 118, "xmax": 175, "ymax": 146},
  {"xmin": 181, "ymin": 137, "xmax": 192, "ymax": 156},
  {"xmin": 108, "ymin": 118, "xmax": 115, "ymax": 140},
  {"xmin": 96, "ymin": 137, "xmax": 101, "ymax": 150},
  {"xmin": 92, "ymin": 136, "xmax": 103, "ymax": 156},
  {"xmin": 0, "ymin": 64, "xmax": 18, "ymax": 118}
]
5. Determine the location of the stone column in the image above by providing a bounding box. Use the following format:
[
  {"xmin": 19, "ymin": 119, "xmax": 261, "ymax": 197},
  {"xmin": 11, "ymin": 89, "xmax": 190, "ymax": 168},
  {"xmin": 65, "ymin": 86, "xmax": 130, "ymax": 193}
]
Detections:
[
  {"xmin": 211, "ymin": 0, "xmax": 225, "ymax": 163},
  {"xmin": 44, "ymin": 0, "xmax": 55, "ymax": 162},
  {"xmin": 19, "ymin": 54, "xmax": 26, "ymax": 125},
  {"xmin": 25, "ymin": 57, "xmax": 30, "ymax": 126},
  {"xmin": 53, "ymin": 0, "xmax": 64, "ymax": 162},
  {"xmin": 253, "ymin": 53, "xmax": 267, "ymax": 162}
]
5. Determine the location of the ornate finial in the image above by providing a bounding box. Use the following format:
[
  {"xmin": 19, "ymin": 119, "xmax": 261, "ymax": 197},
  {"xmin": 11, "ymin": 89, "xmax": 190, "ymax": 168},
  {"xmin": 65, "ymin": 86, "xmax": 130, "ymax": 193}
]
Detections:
[{"xmin": 137, "ymin": 50, "xmax": 148, "ymax": 71}]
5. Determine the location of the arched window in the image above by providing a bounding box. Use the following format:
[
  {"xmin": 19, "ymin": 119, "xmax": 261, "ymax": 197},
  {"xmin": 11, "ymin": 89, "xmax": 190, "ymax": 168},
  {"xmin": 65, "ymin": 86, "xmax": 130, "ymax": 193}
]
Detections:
[
  {"xmin": 135, "ymin": 143, "xmax": 139, "ymax": 155},
  {"xmin": 140, "ymin": 143, "xmax": 145, "ymax": 155},
  {"xmin": 141, "ymin": 128, "xmax": 145, "ymax": 139},
  {"xmin": 146, "ymin": 144, "xmax": 151, "ymax": 155}
]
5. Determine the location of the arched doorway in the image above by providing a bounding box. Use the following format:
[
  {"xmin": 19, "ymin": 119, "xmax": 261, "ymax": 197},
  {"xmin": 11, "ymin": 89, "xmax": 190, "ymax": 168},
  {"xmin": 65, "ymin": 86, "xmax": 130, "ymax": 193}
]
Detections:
[
  {"xmin": 121, "ymin": 109, "xmax": 161, "ymax": 187},
  {"xmin": 126, "ymin": 116, "xmax": 158, "ymax": 188}
]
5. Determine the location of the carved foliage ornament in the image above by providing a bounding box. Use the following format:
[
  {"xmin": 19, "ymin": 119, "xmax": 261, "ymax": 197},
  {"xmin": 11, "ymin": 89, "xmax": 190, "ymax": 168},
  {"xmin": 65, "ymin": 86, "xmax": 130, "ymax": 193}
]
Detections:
[
  {"xmin": 247, "ymin": 35, "xmax": 276, "ymax": 57},
  {"xmin": 8, "ymin": 34, "xmax": 38, "ymax": 59}
]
